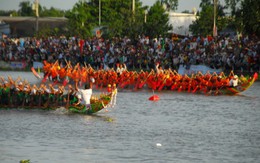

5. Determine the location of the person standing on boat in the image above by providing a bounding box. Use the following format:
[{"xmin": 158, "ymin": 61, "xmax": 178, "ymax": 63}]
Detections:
[
  {"xmin": 116, "ymin": 63, "xmax": 127, "ymax": 76},
  {"xmin": 155, "ymin": 63, "xmax": 164, "ymax": 74},
  {"xmin": 76, "ymin": 77, "xmax": 95, "ymax": 108}
]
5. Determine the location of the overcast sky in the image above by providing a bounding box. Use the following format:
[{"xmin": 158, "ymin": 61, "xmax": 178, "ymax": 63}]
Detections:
[{"xmin": 0, "ymin": 0, "xmax": 225, "ymax": 12}]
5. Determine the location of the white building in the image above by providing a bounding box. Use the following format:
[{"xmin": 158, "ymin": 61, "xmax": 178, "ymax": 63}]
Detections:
[{"xmin": 168, "ymin": 12, "xmax": 198, "ymax": 36}]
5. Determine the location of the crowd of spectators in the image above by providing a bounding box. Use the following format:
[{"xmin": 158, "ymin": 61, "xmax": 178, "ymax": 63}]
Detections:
[{"xmin": 0, "ymin": 34, "xmax": 259, "ymax": 75}]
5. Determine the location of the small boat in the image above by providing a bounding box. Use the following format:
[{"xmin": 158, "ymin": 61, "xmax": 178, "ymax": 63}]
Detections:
[{"xmin": 0, "ymin": 84, "xmax": 117, "ymax": 114}]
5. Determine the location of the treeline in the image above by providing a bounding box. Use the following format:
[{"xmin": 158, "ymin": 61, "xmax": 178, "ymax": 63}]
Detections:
[{"xmin": 0, "ymin": 1, "xmax": 66, "ymax": 17}]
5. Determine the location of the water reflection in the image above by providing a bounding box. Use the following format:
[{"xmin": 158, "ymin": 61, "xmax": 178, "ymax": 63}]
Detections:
[{"xmin": 82, "ymin": 114, "xmax": 116, "ymax": 123}]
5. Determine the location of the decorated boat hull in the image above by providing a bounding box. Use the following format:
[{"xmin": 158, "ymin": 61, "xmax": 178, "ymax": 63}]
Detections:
[
  {"xmin": 68, "ymin": 91, "xmax": 116, "ymax": 114},
  {"xmin": 204, "ymin": 73, "xmax": 258, "ymax": 95}
]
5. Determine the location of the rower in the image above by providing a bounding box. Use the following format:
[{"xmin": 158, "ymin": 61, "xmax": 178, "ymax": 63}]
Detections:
[
  {"xmin": 23, "ymin": 83, "xmax": 31, "ymax": 106},
  {"xmin": 66, "ymin": 84, "xmax": 78, "ymax": 106},
  {"xmin": 30, "ymin": 84, "xmax": 38, "ymax": 106},
  {"xmin": 38, "ymin": 84, "xmax": 46, "ymax": 107},
  {"xmin": 107, "ymin": 84, "xmax": 112, "ymax": 93},
  {"xmin": 48, "ymin": 84, "xmax": 59, "ymax": 106},
  {"xmin": 239, "ymin": 74, "xmax": 247, "ymax": 84},
  {"xmin": 56, "ymin": 85, "xmax": 65, "ymax": 106},
  {"xmin": 1, "ymin": 80, "xmax": 11, "ymax": 105}
]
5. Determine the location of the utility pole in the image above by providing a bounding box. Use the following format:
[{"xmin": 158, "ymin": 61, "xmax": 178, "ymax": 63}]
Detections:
[
  {"xmin": 132, "ymin": 0, "xmax": 135, "ymax": 21},
  {"xmin": 33, "ymin": 0, "xmax": 39, "ymax": 33},
  {"xmin": 99, "ymin": 0, "xmax": 101, "ymax": 26},
  {"xmin": 144, "ymin": 10, "xmax": 148, "ymax": 23},
  {"xmin": 132, "ymin": 0, "xmax": 135, "ymax": 14},
  {"xmin": 213, "ymin": 0, "xmax": 217, "ymax": 37}
]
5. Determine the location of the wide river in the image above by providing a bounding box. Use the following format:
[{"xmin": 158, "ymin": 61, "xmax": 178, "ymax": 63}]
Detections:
[{"xmin": 0, "ymin": 71, "xmax": 259, "ymax": 163}]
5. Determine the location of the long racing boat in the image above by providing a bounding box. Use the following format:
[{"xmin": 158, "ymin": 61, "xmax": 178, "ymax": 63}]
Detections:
[
  {"xmin": 0, "ymin": 80, "xmax": 117, "ymax": 114},
  {"xmin": 33, "ymin": 60, "xmax": 258, "ymax": 96}
]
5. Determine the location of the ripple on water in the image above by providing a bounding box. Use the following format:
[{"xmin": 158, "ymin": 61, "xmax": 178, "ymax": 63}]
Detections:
[{"xmin": 0, "ymin": 71, "xmax": 260, "ymax": 163}]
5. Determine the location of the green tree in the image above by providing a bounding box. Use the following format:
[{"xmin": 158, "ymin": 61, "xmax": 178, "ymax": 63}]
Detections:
[
  {"xmin": 190, "ymin": 5, "xmax": 214, "ymax": 36},
  {"xmin": 190, "ymin": 0, "xmax": 227, "ymax": 36},
  {"xmin": 181, "ymin": 10, "xmax": 190, "ymax": 14},
  {"xmin": 225, "ymin": 0, "xmax": 259, "ymax": 35},
  {"xmin": 145, "ymin": 1, "xmax": 172, "ymax": 38},
  {"xmin": 98, "ymin": 0, "xmax": 133, "ymax": 37},
  {"xmin": 0, "ymin": 10, "xmax": 18, "ymax": 16},
  {"xmin": 18, "ymin": 1, "xmax": 34, "ymax": 16},
  {"xmin": 40, "ymin": 7, "xmax": 65, "ymax": 17},
  {"xmin": 224, "ymin": 0, "xmax": 240, "ymax": 15},
  {"xmin": 72, "ymin": 0, "xmax": 147, "ymax": 39},
  {"xmin": 64, "ymin": 0, "xmax": 172, "ymax": 39},
  {"xmin": 160, "ymin": 0, "xmax": 178, "ymax": 11},
  {"xmin": 102, "ymin": 0, "xmax": 146, "ymax": 38},
  {"xmin": 199, "ymin": 0, "xmax": 212, "ymax": 8},
  {"xmin": 91, "ymin": 0, "xmax": 144, "ymax": 38},
  {"xmin": 241, "ymin": 0, "xmax": 260, "ymax": 35},
  {"xmin": 66, "ymin": 1, "xmax": 94, "ymax": 38}
]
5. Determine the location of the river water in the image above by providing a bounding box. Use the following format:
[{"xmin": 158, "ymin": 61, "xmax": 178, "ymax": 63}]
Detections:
[{"xmin": 0, "ymin": 71, "xmax": 260, "ymax": 163}]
